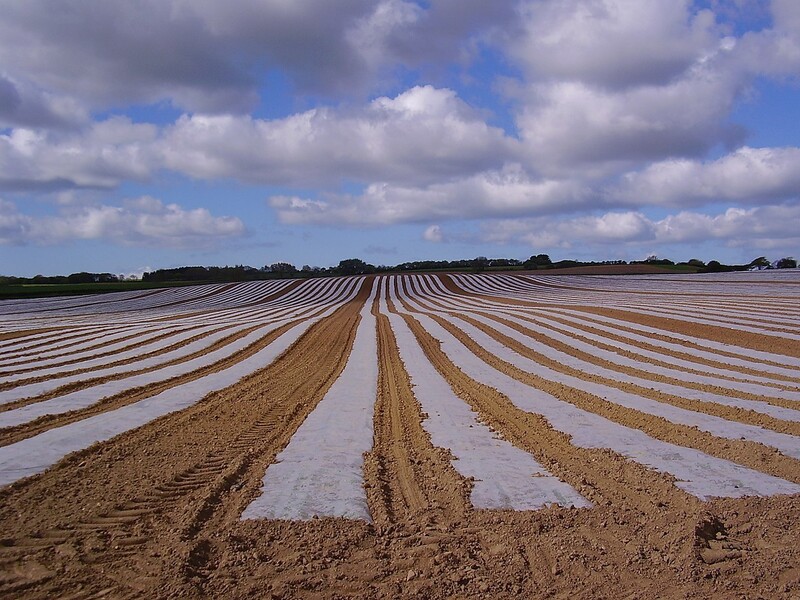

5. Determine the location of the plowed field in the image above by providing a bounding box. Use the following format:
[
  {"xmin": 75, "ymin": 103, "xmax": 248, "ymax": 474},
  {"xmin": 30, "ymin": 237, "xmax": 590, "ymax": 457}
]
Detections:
[{"xmin": 1, "ymin": 272, "xmax": 799, "ymax": 599}]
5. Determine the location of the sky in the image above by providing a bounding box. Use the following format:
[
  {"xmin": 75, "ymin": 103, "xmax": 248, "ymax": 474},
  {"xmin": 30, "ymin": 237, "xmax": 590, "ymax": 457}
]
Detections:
[{"xmin": 1, "ymin": 0, "xmax": 799, "ymax": 277}]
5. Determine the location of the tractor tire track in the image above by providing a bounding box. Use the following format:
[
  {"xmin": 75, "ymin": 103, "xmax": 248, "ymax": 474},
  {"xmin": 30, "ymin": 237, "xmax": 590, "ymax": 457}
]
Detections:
[{"xmin": 363, "ymin": 291, "xmax": 471, "ymax": 528}]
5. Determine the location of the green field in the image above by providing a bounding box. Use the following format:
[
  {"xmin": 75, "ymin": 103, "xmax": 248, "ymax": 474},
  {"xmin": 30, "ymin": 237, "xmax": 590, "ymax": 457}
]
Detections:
[{"xmin": 0, "ymin": 280, "xmax": 206, "ymax": 300}]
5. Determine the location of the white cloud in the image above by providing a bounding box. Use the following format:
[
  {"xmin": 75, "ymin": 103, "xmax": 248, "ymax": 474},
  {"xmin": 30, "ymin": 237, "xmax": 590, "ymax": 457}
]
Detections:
[
  {"xmin": 0, "ymin": 74, "xmax": 87, "ymax": 129},
  {"xmin": 731, "ymin": 0, "xmax": 800, "ymax": 78},
  {"xmin": 347, "ymin": 0, "xmax": 423, "ymax": 71},
  {"xmin": 2, "ymin": 0, "xmax": 799, "ymax": 268},
  {"xmin": 615, "ymin": 146, "xmax": 800, "ymax": 206},
  {"xmin": 654, "ymin": 204, "xmax": 800, "ymax": 247},
  {"xmin": 0, "ymin": 0, "xmax": 516, "ymax": 114},
  {"xmin": 0, "ymin": 196, "xmax": 244, "ymax": 247},
  {"xmin": 348, "ymin": 0, "xmax": 517, "ymax": 74},
  {"xmin": 479, "ymin": 204, "xmax": 800, "ymax": 253},
  {"xmin": 269, "ymin": 163, "xmax": 591, "ymax": 226},
  {"xmin": 423, "ymin": 224, "xmax": 443, "ymax": 243},
  {"xmin": 0, "ymin": 0, "xmax": 379, "ymax": 113},
  {"xmin": 269, "ymin": 140, "xmax": 800, "ymax": 233},
  {"xmin": 0, "ymin": 117, "xmax": 157, "ymax": 190},
  {"xmin": 0, "ymin": 198, "xmax": 32, "ymax": 244},
  {"xmin": 163, "ymin": 86, "xmax": 517, "ymax": 187},
  {"xmin": 514, "ymin": 47, "xmax": 744, "ymax": 174},
  {"xmin": 504, "ymin": 0, "xmax": 800, "ymax": 179},
  {"xmin": 511, "ymin": 0, "xmax": 719, "ymax": 89},
  {"xmin": 773, "ymin": 0, "xmax": 800, "ymax": 35},
  {"xmin": 120, "ymin": 266, "xmax": 152, "ymax": 280},
  {"xmin": 502, "ymin": 212, "xmax": 655, "ymax": 248}
]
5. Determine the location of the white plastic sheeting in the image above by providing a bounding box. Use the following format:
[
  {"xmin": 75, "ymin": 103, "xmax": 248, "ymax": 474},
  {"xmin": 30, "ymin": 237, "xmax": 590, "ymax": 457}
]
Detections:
[
  {"xmin": 0, "ymin": 279, "xmax": 362, "ymax": 488},
  {"xmin": 385, "ymin": 301, "xmax": 590, "ymax": 510},
  {"xmin": 242, "ymin": 279, "xmax": 380, "ymax": 521},
  {"xmin": 392, "ymin": 279, "xmax": 800, "ymax": 501}
]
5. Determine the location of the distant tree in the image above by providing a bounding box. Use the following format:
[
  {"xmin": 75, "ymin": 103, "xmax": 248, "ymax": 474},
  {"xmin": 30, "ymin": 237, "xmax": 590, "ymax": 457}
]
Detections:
[
  {"xmin": 551, "ymin": 259, "xmax": 581, "ymax": 269},
  {"xmin": 299, "ymin": 265, "xmax": 325, "ymax": 277},
  {"xmin": 524, "ymin": 254, "xmax": 552, "ymax": 269},
  {"xmin": 67, "ymin": 272, "xmax": 97, "ymax": 284},
  {"xmin": 749, "ymin": 256, "xmax": 771, "ymax": 269},
  {"xmin": 336, "ymin": 258, "xmax": 374, "ymax": 276},
  {"xmin": 471, "ymin": 256, "xmax": 489, "ymax": 273},
  {"xmin": 686, "ymin": 258, "xmax": 705, "ymax": 267},
  {"xmin": 144, "ymin": 266, "xmax": 209, "ymax": 282},
  {"xmin": 488, "ymin": 258, "xmax": 522, "ymax": 268},
  {"xmin": 269, "ymin": 262, "xmax": 297, "ymax": 277},
  {"xmin": 776, "ymin": 257, "xmax": 797, "ymax": 269},
  {"xmin": 704, "ymin": 260, "xmax": 724, "ymax": 273},
  {"xmin": 644, "ymin": 255, "xmax": 674, "ymax": 265}
]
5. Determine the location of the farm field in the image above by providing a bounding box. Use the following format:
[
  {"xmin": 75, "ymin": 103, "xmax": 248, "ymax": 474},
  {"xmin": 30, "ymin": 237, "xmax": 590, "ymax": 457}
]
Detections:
[{"xmin": 0, "ymin": 271, "xmax": 799, "ymax": 599}]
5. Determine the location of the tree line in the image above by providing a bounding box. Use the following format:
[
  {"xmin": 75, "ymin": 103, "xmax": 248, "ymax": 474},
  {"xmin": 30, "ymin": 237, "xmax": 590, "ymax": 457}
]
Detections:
[{"xmin": 2, "ymin": 254, "xmax": 796, "ymax": 287}]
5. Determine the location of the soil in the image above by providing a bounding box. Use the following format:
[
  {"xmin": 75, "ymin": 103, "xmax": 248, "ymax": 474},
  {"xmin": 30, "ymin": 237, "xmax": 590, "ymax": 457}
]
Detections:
[{"xmin": 0, "ymin": 273, "xmax": 798, "ymax": 599}]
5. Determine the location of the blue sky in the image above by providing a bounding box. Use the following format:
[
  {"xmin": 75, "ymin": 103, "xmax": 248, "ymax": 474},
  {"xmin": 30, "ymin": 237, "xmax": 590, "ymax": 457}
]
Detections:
[{"xmin": 1, "ymin": 0, "xmax": 799, "ymax": 277}]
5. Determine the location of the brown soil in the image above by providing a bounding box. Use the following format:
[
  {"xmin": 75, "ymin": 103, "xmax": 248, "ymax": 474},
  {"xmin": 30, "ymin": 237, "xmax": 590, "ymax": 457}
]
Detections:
[
  {"xmin": 0, "ymin": 329, "xmax": 61, "ymax": 344},
  {"xmin": 0, "ymin": 275, "xmax": 798, "ymax": 599}
]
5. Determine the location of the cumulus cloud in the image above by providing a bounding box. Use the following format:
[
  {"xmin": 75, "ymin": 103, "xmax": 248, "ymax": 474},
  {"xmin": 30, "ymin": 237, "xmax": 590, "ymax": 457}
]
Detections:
[
  {"xmin": 0, "ymin": 75, "xmax": 87, "ymax": 129},
  {"xmin": 773, "ymin": 0, "xmax": 800, "ymax": 34},
  {"xmin": 162, "ymin": 86, "xmax": 517, "ymax": 187},
  {"xmin": 516, "ymin": 71, "xmax": 745, "ymax": 174},
  {"xmin": 2, "ymin": 0, "xmax": 800, "ymax": 266},
  {"xmin": 0, "ymin": 117, "xmax": 157, "ymax": 190},
  {"xmin": 423, "ymin": 224, "xmax": 444, "ymax": 243},
  {"xmin": 0, "ymin": 198, "xmax": 32, "ymax": 244},
  {"xmin": 510, "ymin": 0, "xmax": 719, "ymax": 89},
  {"xmin": 654, "ymin": 204, "xmax": 800, "ymax": 247},
  {"xmin": 0, "ymin": 196, "xmax": 244, "ymax": 247},
  {"xmin": 272, "ymin": 142, "xmax": 800, "ymax": 228},
  {"xmin": 509, "ymin": 1, "xmax": 749, "ymax": 175},
  {"xmin": 732, "ymin": 0, "xmax": 800, "ymax": 77},
  {"xmin": 0, "ymin": 0, "xmax": 516, "ymax": 114},
  {"xmin": 0, "ymin": 1, "xmax": 380, "ymax": 113},
  {"xmin": 503, "ymin": 0, "xmax": 800, "ymax": 178},
  {"xmin": 269, "ymin": 163, "xmax": 591, "ymax": 226},
  {"xmin": 347, "ymin": 0, "xmax": 423, "ymax": 71},
  {"xmin": 615, "ymin": 146, "xmax": 800, "ymax": 206},
  {"xmin": 0, "ymin": 1, "xmax": 253, "ymax": 114},
  {"xmin": 349, "ymin": 0, "xmax": 517, "ymax": 73},
  {"xmin": 479, "ymin": 204, "xmax": 800, "ymax": 252}
]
